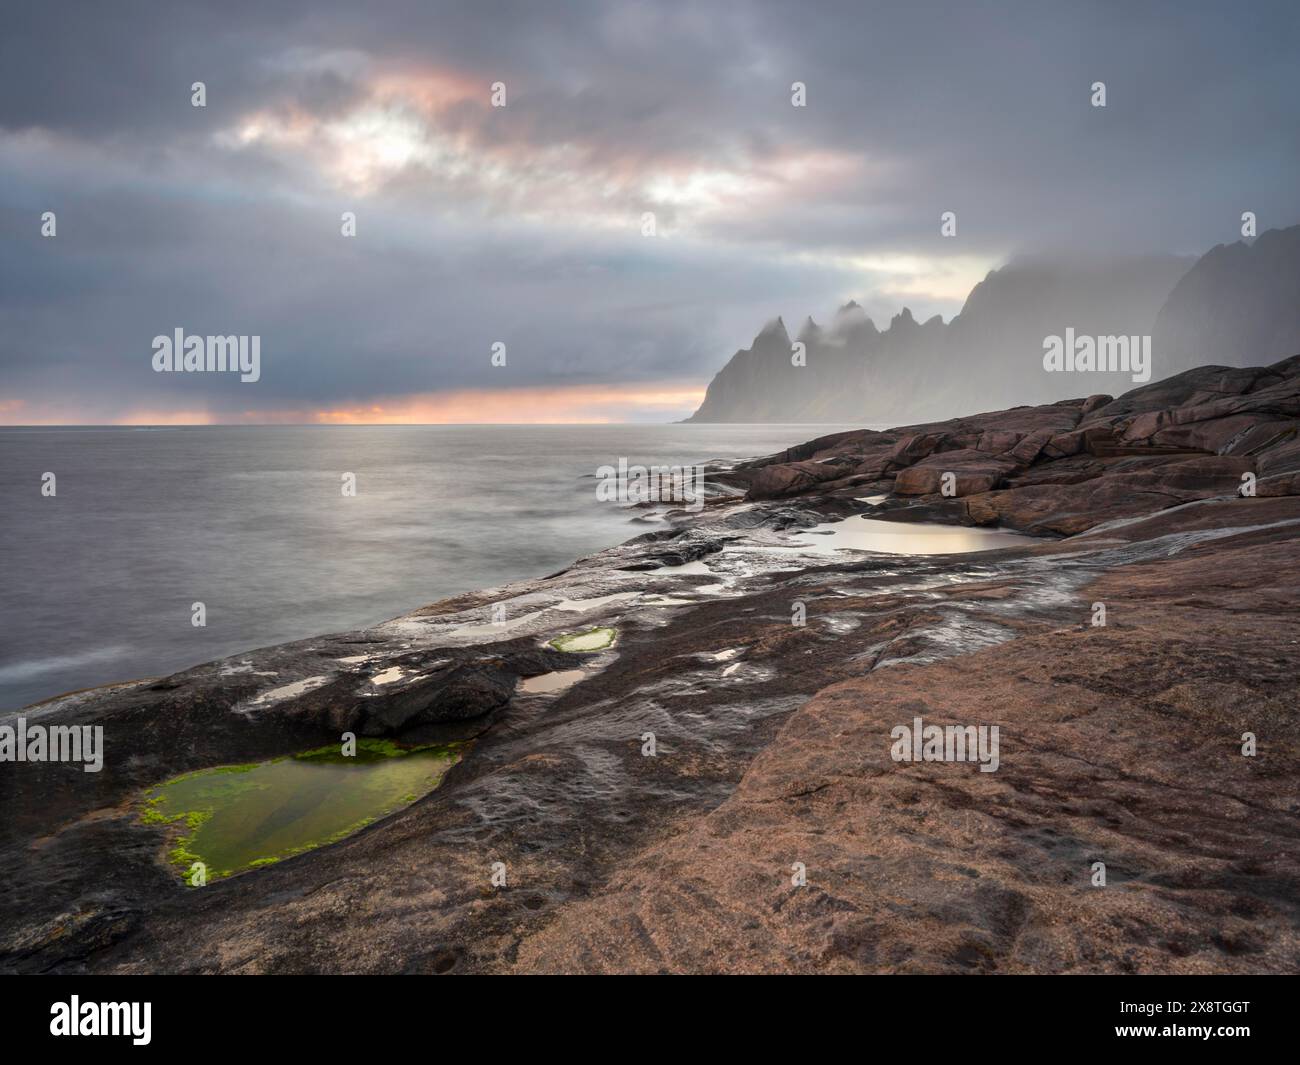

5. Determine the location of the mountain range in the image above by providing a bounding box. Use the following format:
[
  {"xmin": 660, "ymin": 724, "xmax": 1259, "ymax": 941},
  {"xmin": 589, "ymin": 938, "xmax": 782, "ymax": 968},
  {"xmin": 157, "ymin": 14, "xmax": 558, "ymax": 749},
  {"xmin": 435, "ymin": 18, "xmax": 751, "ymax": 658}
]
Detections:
[{"xmin": 686, "ymin": 225, "xmax": 1300, "ymax": 423}]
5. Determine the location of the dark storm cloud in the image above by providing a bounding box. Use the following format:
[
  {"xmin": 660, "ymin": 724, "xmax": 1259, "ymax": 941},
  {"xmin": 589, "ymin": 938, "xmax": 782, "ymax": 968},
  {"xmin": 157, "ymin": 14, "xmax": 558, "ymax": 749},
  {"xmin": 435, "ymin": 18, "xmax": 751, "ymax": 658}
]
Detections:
[{"xmin": 2, "ymin": 1, "xmax": 1299, "ymax": 420}]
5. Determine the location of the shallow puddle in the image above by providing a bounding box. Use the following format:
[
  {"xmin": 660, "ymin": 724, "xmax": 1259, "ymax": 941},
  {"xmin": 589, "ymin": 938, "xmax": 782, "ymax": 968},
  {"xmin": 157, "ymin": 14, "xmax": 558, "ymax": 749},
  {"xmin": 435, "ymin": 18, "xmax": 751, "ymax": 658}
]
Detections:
[
  {"xmin": 549, "ymin": 626, "xmax": 617, "ymax": 652},
  {"xmin": 552, "ymin": 593, "xmax": 640, "ymax": 612},
  {"xmin": 789, "ymin": 516, "xmax": 1037, "ymax": 555},
  {"xmin": 142, "ymin": 739, "xmax": 460, "ymax": 882},
  {"xmin": 518, "ymin": 668, "xmax": 587, "ymax": 694},
  {"xmin": 247, "ymin": 675, "xmax": 331, "ymax": 706}
]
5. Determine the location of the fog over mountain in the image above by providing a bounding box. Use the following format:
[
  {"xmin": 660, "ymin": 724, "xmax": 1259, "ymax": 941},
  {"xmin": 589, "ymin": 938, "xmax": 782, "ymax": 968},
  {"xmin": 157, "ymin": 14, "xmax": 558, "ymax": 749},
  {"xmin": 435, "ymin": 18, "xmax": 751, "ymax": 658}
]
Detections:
[
  {"xmin": 1154, "ymin": 224, "xmax": 1300, "ymax": 373},
  {"xmin": 687, "ymin": 226, "xmax": 1300, "ymax": 423}
]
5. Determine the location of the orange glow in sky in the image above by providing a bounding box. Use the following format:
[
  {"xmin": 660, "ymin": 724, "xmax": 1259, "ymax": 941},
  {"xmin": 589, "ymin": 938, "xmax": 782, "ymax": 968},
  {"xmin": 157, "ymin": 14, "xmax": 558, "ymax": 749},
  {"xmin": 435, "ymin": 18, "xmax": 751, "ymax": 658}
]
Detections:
[{"xmin": 0, "ymin": 383, "xmax": 708, "ymax": 426}]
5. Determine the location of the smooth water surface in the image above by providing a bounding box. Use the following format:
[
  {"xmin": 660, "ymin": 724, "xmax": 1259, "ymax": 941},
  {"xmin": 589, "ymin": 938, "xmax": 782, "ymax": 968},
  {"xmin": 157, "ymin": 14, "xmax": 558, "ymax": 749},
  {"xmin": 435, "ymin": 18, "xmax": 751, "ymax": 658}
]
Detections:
[
  {"xmin": 1, "ymin": 423, "xmax": 860, "ymax": 706},
  {"xmin": 792, "ymin": 516, "xmax": 1038, "ymax": 555}
]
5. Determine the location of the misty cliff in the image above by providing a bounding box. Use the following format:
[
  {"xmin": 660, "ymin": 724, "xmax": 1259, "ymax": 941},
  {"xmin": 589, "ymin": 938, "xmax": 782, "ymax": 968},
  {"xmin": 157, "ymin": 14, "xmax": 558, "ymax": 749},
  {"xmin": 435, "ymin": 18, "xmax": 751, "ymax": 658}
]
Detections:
[
  {"xmin": 687, "ymin": 228, "xmax": 1300, "ymax": 423},
  {"xmin": 1154, "ymin": 224, "xmax": 1300, "ymax": 374}
]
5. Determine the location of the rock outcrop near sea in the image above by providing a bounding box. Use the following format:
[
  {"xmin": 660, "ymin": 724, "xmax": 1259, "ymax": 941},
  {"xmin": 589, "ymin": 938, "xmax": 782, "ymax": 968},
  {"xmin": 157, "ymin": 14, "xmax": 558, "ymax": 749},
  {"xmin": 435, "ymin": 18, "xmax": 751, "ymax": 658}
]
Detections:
[
  {"xmin": 2, "ymin": 355, "xmax": 1298, "ymax": 974},
  {"xmin": 739, "ymin": 354, "xmax": 1300, "ymax": 534}
]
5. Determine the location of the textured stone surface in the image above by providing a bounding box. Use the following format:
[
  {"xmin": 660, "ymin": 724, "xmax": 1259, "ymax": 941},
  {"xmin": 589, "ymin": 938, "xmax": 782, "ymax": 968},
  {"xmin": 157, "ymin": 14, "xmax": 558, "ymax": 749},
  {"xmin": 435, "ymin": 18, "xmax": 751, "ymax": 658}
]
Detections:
[
  {"xmin": 742, "ymin": 354, "xmax": 1300, "ymax": 534},
  {"xmin": 3, "ymin": 358, "xmax": 1298, "ymax": 975},
  {"xmin": 514, "ymin": 523, "xmax": 1300, "ymax": 974}
]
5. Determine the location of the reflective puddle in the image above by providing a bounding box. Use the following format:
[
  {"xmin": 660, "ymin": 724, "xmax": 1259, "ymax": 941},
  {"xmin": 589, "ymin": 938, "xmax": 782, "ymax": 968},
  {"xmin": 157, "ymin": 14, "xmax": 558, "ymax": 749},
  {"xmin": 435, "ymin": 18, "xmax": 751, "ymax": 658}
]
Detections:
[
  {"xmin": 518, "ymin": 668, "xmax": 587, "ymax": 694},
  {"xmin": 789, "ymin": 516, "xmax": 1037, "ymax": 555},
  {"xmin": 141, "ymin": 739, "xmax": 460, "ymax": 882}
]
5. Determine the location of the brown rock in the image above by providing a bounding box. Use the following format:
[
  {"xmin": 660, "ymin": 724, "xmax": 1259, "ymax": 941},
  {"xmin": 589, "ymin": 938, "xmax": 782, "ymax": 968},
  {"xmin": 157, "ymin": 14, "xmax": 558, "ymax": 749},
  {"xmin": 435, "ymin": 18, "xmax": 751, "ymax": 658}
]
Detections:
[
  {"xmin": 962, "ymin": 455, "xmax": 1254, "ymax": 534},
  {"xmin": 1002, "ymin": 455, "xmax": 1104, "ymax": 489},
  {"xmin": 976, "ymin": 430, "xmax": 1023, "ymax": 454},
  {"xmin": 508, "ymin": 516, "xmax": 1300, "ymax": 974},
  {"xmin": 1257, "ymin": 436, "xmax": 1300, "ymax": 476},
  {"xmin": 1004, "ymin": 427, "xmax": 1056, "ymax": 465},
  {"xmin": 886, "ymin": 432, "xmax": 951, "ymax": 468},
  {"xmin": 1149, "ymin": 413, "xmax": 1260, "ymax": 452},
  {"xmin": 894, "ymin": 449, "xmax": 1018, "ymax": 496},
  {"xmin": 1257, "ymin": 472, "xmax": 1300, "ymax": 496},
  {"xmin": 747, "ymin": 460, "xmax": 844, "ymax": 500},
  {"xmin": 1225, "ymin": 421, "xmax": 1297, "ymax": 457},
  {"xmin": 1042, "ymin": 429, "xmax": 1087, "ymax": 459}
]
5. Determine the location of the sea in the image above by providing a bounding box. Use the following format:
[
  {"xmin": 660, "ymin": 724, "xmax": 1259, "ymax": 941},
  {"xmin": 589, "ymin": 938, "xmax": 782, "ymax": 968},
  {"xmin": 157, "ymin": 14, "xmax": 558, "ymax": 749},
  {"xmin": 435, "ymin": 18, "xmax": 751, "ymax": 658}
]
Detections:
[{"xmin": 0, "ymin": 424, "xmax": 858, "ymax": 709}]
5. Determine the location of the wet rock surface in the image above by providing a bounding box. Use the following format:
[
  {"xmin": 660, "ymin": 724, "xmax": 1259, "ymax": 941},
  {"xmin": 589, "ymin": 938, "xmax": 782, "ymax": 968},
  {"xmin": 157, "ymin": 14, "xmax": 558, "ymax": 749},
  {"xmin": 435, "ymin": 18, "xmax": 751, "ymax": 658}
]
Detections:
[
  {"xmin": 737, "ymin": 353, "xmax": 1300, "ymax": 534},
  {"xmin": 2, "ymin": 357, "xmax": 1298, "ymax": 974}
]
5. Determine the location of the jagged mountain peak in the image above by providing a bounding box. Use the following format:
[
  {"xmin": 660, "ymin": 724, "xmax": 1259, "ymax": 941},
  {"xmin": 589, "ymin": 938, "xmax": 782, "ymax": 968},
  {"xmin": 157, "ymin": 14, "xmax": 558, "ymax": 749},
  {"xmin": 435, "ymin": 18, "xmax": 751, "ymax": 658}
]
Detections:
[
  {"xmin": 755, "ymin": 316, "xmax": 790, "ymax": 341},
  {"xmin": 685, "ymin": 227, "xmax": 1300, "ymax": 423}
]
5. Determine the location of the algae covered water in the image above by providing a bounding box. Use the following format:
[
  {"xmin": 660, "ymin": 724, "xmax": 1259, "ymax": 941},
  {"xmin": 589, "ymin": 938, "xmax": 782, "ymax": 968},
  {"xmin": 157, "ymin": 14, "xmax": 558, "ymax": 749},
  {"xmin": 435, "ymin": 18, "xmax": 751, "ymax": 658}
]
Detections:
[{"xmin": 143, "ymin": 740, "xmax": 460, "ymax": 881}]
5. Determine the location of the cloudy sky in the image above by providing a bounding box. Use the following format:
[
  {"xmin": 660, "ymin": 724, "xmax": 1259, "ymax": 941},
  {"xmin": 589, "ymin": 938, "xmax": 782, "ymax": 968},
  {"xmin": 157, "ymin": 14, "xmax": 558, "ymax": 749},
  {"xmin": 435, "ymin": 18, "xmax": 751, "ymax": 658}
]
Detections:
[{"xmin": 2, "ymin": 0, "xmax": 1298, "ymax": 423}]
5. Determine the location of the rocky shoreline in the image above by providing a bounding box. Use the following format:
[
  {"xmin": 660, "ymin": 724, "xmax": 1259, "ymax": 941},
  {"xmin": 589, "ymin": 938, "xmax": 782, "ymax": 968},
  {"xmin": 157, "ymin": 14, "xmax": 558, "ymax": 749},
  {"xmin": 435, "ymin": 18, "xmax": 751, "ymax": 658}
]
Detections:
[{"xmin": 2, "ymin": 356, "xmax": 1298, "ymax": 974}]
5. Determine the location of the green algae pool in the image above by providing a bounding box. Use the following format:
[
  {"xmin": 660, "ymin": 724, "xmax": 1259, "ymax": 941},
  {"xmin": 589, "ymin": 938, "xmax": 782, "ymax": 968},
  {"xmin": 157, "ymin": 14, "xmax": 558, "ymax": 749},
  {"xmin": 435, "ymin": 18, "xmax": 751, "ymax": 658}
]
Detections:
[
  {"xmin": 141, "ymin": 739, "xmax": 460, "ymax": 883},
  {"xmin": 548, "ymin": 626, "xmax": 617, "ymax": 652}
]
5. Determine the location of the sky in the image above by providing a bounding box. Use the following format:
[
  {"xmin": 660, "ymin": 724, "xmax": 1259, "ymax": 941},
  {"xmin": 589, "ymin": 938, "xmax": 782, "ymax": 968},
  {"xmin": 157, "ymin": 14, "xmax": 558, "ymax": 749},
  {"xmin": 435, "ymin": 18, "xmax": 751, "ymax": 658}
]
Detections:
[{"xmin": 2, "ymin": 0, "xmax": 1299, "ymax": 424}]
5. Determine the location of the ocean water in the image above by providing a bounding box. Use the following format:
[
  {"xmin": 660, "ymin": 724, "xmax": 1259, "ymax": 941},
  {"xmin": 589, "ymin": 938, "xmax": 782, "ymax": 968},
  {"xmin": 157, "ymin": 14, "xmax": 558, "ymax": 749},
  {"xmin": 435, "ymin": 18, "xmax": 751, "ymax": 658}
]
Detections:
[{"xmin": 0, "ymin": 424, "xmax": 857, "ymax": 709}]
